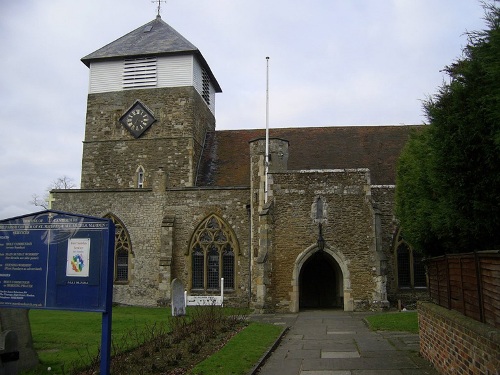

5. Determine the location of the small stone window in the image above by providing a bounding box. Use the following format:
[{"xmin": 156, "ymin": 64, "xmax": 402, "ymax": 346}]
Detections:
[
  {"xmin": 104, "ymin": 214, "xmax": 132, "ymax": 284},
  {"xmin": 137, "ymin": 166, "xmax": 145, "ymax": 188},
  {"xmin": 189, "ymin": 214, "xmax": 238, "ymax": 291},
  {"xmin": 394, "ymin": 228, "xmax": 426, "ymax": 289},
  {"xmin": 312, "ymin": 196, "xmax": 327, "ymax": 224}
]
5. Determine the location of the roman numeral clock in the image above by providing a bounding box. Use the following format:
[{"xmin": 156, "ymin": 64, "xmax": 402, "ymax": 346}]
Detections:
[{"xmin": 119, "ymin": 100, "xmax": 157, "ymax": 138}]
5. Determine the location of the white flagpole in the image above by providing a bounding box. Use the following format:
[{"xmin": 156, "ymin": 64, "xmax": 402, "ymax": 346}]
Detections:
[{"xmin": 265, "ymin": 57, "xmax": 270, "ymax": 204}]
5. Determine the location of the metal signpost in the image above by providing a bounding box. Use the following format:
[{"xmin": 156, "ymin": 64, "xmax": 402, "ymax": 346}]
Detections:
[{"xmin": 0, "ymin": 210, "xmax": 115, "ymax": 374}]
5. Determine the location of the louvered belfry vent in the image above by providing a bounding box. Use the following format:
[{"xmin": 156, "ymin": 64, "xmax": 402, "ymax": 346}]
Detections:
[
  {"xmin": 123, "ymin": 57, "xmax": 157, "ymax": 89},
  {"xmin": 201, "ymin": 68, "xmax": 210, "ymax": 105}
]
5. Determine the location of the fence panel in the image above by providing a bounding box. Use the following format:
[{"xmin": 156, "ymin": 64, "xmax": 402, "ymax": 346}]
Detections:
[
  {"xmin": 479, "ymin": 256, "xmax": 500, "ymax": 327},
  {"xmin": 448, "ymin": 257, "xmax": 464, "ymax": 312},
  {"xmin": 427, "ymin": 251, "xmax": 500, "ymax": 329}
]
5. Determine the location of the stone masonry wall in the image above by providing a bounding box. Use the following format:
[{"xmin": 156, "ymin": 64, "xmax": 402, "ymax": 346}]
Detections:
[
  {"xmin": 82, "ymin": 86, "xmax": 215, "ymax": 189},
  {"xmin": 372, "ymin": 186, "xmax": 429, "ymax": 307},
  {"xmin": 82, "ymin": 138, "xmax": 196, "ymax": 189},
  {"xmin": 269, "ymin": 169, "xmax": 379, "ymax": 312},
  {"xmin": 418, "ymin": 301, "xmax": 500, "ymax": 375},
  {"xmin": 51, "ymin": 189, "xmax": 165, "ymax": 306},
  {"xmin": 163, "ymin": 187, "xmax": 251, "ymax": 307},
  {"xmin": 51, "ymin": 186, "xmax": 251, "ymax": 307},
  {"xmin": 371, "ymin": 186, "xmax": 398, "ymax": 301}
]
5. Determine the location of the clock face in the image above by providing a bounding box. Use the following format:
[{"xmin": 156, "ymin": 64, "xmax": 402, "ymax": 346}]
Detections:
[{"xmin": 119, "ymin": 101, "xmax": 156, "ymax": 138}]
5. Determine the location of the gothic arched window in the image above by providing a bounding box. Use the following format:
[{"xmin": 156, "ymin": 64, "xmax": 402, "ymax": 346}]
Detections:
[
  {"xmin": 136, "ymin": 166, "xmax": 145, "ymax": 188},
  {"xmin": 104, "ymin": 214, "xmax": 132, "ymax": 284},
  {"xmin": 394, "ymin": 228, "xmax": 426, "ymax": 289},
  {"xmin": 189, "ymin": 214, "xmax": 238, "ymax": 291}
]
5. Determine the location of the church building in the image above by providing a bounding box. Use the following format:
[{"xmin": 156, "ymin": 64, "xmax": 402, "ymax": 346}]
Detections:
[{"xmin": 51, "ymin": 15, "xmax": 427, "ymax": 312}]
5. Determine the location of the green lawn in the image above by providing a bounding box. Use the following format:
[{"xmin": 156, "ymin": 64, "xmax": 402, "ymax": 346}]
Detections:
[
  {"xmin": 364, "ymin": 311, "xmax": 419, "ymax": 333},
  {"xmin": 28, "ymin": 308, "xmax": 416, "ymax": 374},
  {"xmin": 190, "ymin": 322, "xmax": 284, "ymax": 375},
  {"xmin": 24, "ymin": 306, "xmax": 267, "ymax": 374},
  {"xmin": 25, "ymin": 306, "xmax": 172, "ymax": 374}
]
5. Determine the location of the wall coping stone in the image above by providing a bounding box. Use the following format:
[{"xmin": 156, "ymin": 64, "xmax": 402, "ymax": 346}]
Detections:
[
  {"xmin": 418, "ymin": 301, "xmax": 500, "ymax": 343},
  {"xmin": 52, "ymin": 188, "xmax": 153, "ymax": 193},
  {"xmin": 52, "ymin": 187, "xmax": 250, "ymax": 193}
]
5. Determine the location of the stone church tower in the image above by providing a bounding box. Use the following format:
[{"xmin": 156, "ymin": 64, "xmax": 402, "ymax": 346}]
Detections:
[
  {"xmin": 79, "ymin": 15, "xmax": 221, "ymax": 190},
  {"xmin": 52, "ymin": 15, "xmax": 428, "ymax": 312}
]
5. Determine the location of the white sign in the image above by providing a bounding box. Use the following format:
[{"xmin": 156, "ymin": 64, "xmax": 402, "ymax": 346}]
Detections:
[
  {"xmin": 66, "ymin": 238, "xmax": 90, "ymax": 277},
  {"xmin": 186, "ymin": 295, "xmax": 223, "ymax": 306},
  {"xmin": 184, "ymin": 278, "xmax": 224, "ymax": 307}
]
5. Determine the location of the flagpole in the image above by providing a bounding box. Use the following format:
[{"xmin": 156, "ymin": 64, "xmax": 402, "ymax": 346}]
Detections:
[{"xmin": 265, "ymin": 57, "xmax": 270, "ymax": 204}]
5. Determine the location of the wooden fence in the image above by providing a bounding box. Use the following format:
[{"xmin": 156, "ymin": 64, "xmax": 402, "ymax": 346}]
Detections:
[{"xmin": 426, "ymin": 251, "xmax": 500, "ymax": 329}]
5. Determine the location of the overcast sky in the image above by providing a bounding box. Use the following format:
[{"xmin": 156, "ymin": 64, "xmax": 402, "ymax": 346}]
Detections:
[{"xmin": 0, "ymin": 0, "xmax": 488, "ymax": 220}]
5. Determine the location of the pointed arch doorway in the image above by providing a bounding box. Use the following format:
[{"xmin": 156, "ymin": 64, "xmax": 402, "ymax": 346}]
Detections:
[
  {"xmin": 291, "ymin": 246, "xmax": 352, "ymax": 312},
  {"xmin": 299, "ymin": 251, "xmax": 342, "ymax": 308}
]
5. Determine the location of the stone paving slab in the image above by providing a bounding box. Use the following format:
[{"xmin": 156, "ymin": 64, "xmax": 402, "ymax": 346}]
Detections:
[
  {"xmin": 256, "ymin": 359, "xmax": 302, "ymax": 375},
  {"xmin": 301, "ymin": 371, "xmax": 351, "ymax": 375},
  {"xmin": 251, "ymin": 310, "xmax": 439, "ymax": 375},
  {"xmin": 355, "ymin": 337, "xmax": 397, "ymax": 351},
  {"xmin": 321, "ymin": 351, "xmax": 360, "ymax": 359},
  {"xmin": 302, "ymin": 340, "xmax": 356, "ymax": 351},
  {"xmin": 286, "ymin": 349, "xmax": 322, "ymax": 359},
  {"xmin": 301, "ymin": 357, "xmax": 419, "ymax": 371},
  {"xmin": 351, "ymin": 371, "xmax": 404, "ymax": 375}
]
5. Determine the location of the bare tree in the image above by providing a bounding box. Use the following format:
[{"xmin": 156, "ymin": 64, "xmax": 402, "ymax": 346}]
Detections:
[{"xmin": 29, "ymin": 175, "xmax": 77, "ymax": 209}]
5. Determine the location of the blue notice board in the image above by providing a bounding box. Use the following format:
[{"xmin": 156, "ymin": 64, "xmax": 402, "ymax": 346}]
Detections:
[{"xmin": 0, "ymin": 210, "xmax": 115, "ymax": 313}]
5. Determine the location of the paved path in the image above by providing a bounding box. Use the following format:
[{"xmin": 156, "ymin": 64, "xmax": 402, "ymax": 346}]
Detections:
[{"xmin": 249, "ymin": 310, "xmax": 438, "ymax": 375}]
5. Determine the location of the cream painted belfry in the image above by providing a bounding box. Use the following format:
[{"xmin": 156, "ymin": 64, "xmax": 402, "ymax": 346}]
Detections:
[
  {"xmin": 88, "ymin": 55, "xmax": 216, "ymax": 113},
  {"xmin": 82, "ymin": 16, "xmax": 221, "ymax": 113}
]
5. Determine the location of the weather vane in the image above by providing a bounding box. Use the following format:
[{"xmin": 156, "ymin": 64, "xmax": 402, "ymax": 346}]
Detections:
[{"xmin": 152, "ymin": 0, "xmax": 167, "ymax": 17}]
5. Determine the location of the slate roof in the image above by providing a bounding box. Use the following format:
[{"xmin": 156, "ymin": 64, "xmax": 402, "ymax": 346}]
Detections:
[
  {"xmin": 81, "ymin": 16, "xmax": 221, "ymax": 92},
  {"xmin": 196, "ymin": 125, "xmax": 423, "ymax": 187}
]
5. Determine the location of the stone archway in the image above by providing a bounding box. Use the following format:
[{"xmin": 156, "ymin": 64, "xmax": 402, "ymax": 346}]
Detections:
[
  {"xmin": 299, "ymin": 251, "xmax": 342, "ymax": 308},
  {"xmin": 290, "ymin": 245, "xmax": 353, "ymax": 312}
]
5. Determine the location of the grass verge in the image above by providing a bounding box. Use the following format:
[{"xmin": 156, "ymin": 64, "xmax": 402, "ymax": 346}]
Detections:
[
  {"xmin": 25, "ymin": 306, "xmax": 172, "ymax": 374},
  {"xmin": 190, "ymin": 322, "xmax": 284, "ymax": 375},
  {"xmin": 365, "ymin": 311, "xmax": 419, "ymax": 333},
  {"xmin": 24, "ymin": 306, "xmax": 257, "ymax": 374}
]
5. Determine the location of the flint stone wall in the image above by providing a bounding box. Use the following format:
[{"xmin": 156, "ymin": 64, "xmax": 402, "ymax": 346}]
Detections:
[{"xmin": 51, "ymin": 186, "xmax": 250, "ymax": 307}]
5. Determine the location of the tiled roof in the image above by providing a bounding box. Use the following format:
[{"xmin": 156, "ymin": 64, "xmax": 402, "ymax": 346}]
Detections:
[
  {"xmin": 81, "ymin": 16, "xmax": 221, "ymax": 92},
  {"xmin": 196, "ymin": 125, "xmax": 423, "ymax": 187}
]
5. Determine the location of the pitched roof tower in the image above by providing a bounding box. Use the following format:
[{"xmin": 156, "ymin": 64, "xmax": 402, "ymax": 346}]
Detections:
[
  {"xmin": 81, "ymin": 15, "xmax": 221, "ymax": 93},
  {"xmin": 79, "ymin": 15, "xmax": 221, "ymax": 190}
]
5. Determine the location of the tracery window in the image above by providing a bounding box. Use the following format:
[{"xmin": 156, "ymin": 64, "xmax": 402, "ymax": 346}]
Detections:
[
  {"xmin": 104, "ymin": 214, "xmax": 132, "ymax": 283},
  {"xmin": 189, "ymin": 214, "xmax": 238, "ymax": 291},
  {"xmin": 394, "ymin": 228, "xmax": 426, "ymax": 289}
]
